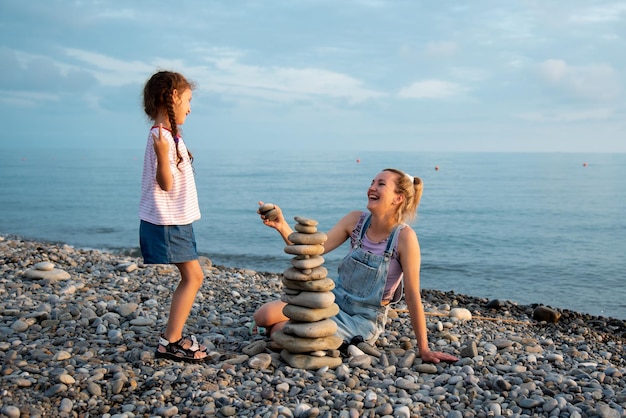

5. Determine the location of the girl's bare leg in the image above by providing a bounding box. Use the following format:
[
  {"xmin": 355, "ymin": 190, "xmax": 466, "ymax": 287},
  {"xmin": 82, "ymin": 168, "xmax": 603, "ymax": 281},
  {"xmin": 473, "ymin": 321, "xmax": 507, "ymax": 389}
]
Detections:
[{"xmin": 164, "ymin": 260, "xmax": 204, "ymax": 342}]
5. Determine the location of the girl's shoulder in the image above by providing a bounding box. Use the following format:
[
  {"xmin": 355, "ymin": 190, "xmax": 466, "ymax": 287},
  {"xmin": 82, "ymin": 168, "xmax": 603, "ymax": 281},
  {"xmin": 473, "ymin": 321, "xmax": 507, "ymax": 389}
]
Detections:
[{"xmin": 149, "ymin": 125, "xmax": 175, "ymax": 139}]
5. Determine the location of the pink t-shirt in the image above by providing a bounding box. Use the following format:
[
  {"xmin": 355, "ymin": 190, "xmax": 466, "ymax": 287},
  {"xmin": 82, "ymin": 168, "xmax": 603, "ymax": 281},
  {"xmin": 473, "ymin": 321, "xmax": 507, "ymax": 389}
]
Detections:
[{"xmin": 139, "ymin": 127, "xmax": 201, "ymax": 225}]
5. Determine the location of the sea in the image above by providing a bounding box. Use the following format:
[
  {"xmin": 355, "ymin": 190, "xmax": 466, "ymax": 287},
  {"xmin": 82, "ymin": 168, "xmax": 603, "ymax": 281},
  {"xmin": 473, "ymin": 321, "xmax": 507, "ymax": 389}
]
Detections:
[{"xmin": 1, "ymin": 148, "xmax": 625, "ymax": 320}]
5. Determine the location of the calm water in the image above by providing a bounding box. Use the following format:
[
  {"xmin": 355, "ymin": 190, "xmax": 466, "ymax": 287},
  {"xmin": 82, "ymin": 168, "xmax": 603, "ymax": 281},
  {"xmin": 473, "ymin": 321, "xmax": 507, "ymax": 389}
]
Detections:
[{"xmin": 2, "ymin": 148, "xmax": 625, "ymax": 319}]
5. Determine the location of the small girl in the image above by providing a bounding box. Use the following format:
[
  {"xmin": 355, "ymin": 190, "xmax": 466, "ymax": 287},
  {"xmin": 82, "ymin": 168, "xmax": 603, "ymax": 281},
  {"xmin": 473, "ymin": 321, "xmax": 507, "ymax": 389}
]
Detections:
[{"xmin": 139, "ymin": 70, "xmax": 208, "ymax": 363}]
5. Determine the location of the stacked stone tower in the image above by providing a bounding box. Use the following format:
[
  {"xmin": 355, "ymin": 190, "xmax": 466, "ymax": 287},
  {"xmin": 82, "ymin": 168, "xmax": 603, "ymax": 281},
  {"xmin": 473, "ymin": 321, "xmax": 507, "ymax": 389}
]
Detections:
[{"xmin": 271, "ymin": 216, "xmax": 343, "ymax": 369}]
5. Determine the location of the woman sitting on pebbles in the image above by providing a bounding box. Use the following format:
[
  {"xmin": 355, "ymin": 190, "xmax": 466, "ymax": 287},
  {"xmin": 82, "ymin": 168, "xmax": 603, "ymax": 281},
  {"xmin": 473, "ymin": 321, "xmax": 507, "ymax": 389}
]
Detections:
[{"xmin": 254, "ymin": 168, "xmax": 458, "ymax": 364}]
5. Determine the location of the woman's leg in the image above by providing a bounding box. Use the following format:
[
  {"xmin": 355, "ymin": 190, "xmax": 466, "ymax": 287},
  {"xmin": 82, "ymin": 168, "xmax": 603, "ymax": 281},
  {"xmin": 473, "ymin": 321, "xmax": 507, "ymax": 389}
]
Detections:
[{"xmin": 254, "ymin": 300, "xmax": 289, "ymax": 335}]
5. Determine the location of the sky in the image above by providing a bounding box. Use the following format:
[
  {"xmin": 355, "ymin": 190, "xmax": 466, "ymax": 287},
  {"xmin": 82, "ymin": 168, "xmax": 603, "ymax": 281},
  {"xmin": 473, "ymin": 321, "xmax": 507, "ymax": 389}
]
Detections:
[{"xmin": 1, "ymin": 0, "xmax": 625, "ymax": 152}]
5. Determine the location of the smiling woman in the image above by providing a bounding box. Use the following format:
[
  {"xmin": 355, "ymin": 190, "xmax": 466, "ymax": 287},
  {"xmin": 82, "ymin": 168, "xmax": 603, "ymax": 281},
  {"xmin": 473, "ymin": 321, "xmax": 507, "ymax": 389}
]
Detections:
[{"xmin": 252, "ymin": 168, "xmax": 459, "ymax": 365}]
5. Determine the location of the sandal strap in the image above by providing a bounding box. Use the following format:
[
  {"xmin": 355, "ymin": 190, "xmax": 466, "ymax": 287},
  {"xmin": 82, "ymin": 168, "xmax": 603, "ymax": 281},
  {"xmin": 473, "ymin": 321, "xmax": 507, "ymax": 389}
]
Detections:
[
  {"xmin": 186, "ymin": 335, "xmax": 201, "ymax": 351},
  {"xmin": 159, "ymin": 335, "xmax": 202, "ymax": 351}
]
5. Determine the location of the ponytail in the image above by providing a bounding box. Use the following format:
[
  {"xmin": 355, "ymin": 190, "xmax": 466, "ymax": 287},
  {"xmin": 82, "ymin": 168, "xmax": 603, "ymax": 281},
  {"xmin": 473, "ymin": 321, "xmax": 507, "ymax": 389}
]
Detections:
[{"xmin": 383, "ymin": 168, "xmax": 423, "ymax": 224}]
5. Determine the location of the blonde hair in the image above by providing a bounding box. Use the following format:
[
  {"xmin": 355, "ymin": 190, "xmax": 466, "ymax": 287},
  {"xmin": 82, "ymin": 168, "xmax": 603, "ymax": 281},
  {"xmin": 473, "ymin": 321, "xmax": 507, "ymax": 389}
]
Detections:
[{"xmin": 383, "ymin": 168, "xmax": 423, "ymax": 224}]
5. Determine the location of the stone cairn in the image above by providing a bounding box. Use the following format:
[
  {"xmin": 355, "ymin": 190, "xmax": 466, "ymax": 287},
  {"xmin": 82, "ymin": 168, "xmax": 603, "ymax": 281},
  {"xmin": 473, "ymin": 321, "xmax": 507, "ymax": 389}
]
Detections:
[{"xmin": 259, "ymin": 205, "xmax": 343, "ymax": 369}]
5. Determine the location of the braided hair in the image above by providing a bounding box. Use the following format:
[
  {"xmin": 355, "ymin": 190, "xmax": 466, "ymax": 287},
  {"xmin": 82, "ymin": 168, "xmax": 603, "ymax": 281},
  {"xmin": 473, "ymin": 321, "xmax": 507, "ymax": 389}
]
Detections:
[{"xmin": 143, "ymin": 71, "xmax": 196, "ymax": 168}]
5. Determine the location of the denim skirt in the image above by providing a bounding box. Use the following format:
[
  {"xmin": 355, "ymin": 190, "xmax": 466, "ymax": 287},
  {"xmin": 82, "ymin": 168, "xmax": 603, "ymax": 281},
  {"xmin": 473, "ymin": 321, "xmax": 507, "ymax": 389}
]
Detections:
[{"xmin": 139, "ymin": 220, "xmax": 198, "ymax": 264}]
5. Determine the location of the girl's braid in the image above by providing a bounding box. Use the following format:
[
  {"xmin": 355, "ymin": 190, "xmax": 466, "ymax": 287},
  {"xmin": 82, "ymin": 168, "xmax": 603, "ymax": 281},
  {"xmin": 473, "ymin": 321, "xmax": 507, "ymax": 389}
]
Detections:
[{"xmin": 163, "ymin": 88, "xmax": 184, "ymax": 167}]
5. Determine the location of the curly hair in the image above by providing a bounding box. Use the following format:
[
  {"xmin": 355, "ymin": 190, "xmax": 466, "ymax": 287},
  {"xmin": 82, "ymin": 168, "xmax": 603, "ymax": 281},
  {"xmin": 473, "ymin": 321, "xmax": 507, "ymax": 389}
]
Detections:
[{"xmin": 143, "ymin": 71, "xmax": 196, "ymax": 167}]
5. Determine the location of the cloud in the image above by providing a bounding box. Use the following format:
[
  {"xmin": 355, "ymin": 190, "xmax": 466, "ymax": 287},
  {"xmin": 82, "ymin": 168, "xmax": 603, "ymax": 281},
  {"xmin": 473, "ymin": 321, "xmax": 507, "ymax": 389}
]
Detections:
[
  {"xmin": 0, "ymin": 90, "xmax": 59, "ymax": 107},
  {"xmin": 397, "ymin": 79, "xmax": 467, "ymax": 99},
  {"xmin": 425, "ymin": 41, "xmax": 458, "ymax": 58},
  {"xmin": 569, "ymin": 3, "xmax": 626, "ymax": 23},
  {"xmin": 181, "ymin": 49, "xmax": 385, "ymax": 104},
  {"xmin": 0, "ymin": 47, "xmax": 97, "ymax": 94},
  {"xmin": 517, "ymin": 108, "xmax": 614, "ymax": 122},
  {"xmin": 537, "ymin": 59, "xmax": 621, "ymax": 101},
  {"xmin": 449, "ymin": 67, "xmax": 489, "ymax": 82},
  {"xmin": 64, "ymin": 48, "xmax": 154, "ymax": 86}
]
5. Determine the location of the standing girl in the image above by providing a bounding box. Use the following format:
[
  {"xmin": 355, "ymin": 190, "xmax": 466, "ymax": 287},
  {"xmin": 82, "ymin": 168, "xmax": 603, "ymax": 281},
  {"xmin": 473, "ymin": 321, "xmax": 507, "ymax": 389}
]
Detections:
[{"xmin": 139, "ymin": 71, "xmax": 207, "ymax": 363}]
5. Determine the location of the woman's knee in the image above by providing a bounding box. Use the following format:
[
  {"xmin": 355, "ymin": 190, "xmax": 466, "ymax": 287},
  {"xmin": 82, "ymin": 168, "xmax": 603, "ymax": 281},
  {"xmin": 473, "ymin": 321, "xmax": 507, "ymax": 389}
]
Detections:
[{"xmin": 254, "ymin": 300, "xmax": 287, "ymax": 326}]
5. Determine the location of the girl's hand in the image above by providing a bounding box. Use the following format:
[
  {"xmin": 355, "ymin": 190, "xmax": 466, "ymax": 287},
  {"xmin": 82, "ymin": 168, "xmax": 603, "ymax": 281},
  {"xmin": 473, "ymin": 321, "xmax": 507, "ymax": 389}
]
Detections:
[
  {"xmin": 419, "ymin": 350, "xmax": 459, "ymax": 364},
  {"xmin": 152, "ymin": 124, "xmax": 170, "ymax": 159}
]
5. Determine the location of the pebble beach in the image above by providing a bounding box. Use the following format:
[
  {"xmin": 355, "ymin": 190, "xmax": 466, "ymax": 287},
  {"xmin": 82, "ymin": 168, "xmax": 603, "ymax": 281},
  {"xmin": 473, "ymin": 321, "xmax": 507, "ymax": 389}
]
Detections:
[{"xmin": 1, "ymin": 235, "xmax": 625, "ymax": 418}]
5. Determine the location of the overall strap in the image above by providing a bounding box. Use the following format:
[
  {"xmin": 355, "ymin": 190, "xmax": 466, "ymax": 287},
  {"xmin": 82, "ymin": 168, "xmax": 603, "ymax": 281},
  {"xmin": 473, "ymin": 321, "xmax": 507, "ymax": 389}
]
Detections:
[
  {"xmin": 388, "ymin": 223, "xmax": 407, "ymax": 303},
  {"xmin": 384, "ymin": 223, "xmax": 406, "ymax": 260},
  {"xmin": 359, "ymin": 214, "xmax": 372, "ymax": 240},
  {"xmin": 354, "ymin": 213, "xmax": 371, "ymax": 248}
]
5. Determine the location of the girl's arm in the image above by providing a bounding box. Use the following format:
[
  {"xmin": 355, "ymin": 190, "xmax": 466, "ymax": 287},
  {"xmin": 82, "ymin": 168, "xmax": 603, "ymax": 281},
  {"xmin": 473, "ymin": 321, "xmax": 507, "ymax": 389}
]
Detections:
[
  {"xmin": 152, "ymin": 125, "xmax": 174, "ymax": 191},
  {"xmin": 398, "ymin": 227, "xmax": 458, "ymax": 364}
]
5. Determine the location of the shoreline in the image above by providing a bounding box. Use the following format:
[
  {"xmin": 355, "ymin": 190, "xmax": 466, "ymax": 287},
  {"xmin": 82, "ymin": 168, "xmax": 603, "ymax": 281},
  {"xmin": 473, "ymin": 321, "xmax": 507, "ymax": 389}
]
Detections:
[
  {"xmin": 5, "ymin": 232, "xmax": 625, "ymax": 322},
  {"xmin": 1, "ymin": 234, "xmax": 625, "ymax": 417}
]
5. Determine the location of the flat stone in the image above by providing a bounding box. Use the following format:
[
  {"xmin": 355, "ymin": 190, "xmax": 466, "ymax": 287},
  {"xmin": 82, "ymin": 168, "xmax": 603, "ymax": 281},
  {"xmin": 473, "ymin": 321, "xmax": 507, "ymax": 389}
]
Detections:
[
  {"xmin": 272, "ymin": 330, "xmax": 343, "ymax": 353},
  {"xmin": 349, "ymin": 354, "xmax": 372, "ymax": 368},
  {"xmin": 242, "ymin": 340, "xmax": 267, "ymax": 356},
  {"xmin": 282, "ymin": 277, "xmax": 335, "ymax": 292},
  {"xmin": 290, "ymin": 255, "xmax": 325, "ymax": 270},
  {"xmin": 533, "ymin": 306, "xmax": 561, "ymax": 323},
  {"xmin": 259, "ymin": 203, "xmax": 279, "ymax": 221},
  {"xmin": 449, "ymin": 308, "xmax": 472, "ymax": 321},
  {"xmin": 294, "ymin": 223, "xmax": 317, "ymax": 234},
  {"xmin": 294, "ymin": 216, "xmax": 318, "ymax": 226},
  {"xmin": 23, "ymin": 268, "xmax": 71, "ymax": 281},
  {"xmin": 116, "ymin": 262, "xmax": 138, "ymax": 273},
  {"xmin": 284, "ymin": 244, "xmax": 325, "ymax": 256},
  {"xmin": 288, "ymin": 232, "xmax": 327, "ymax": 245},
  {"xmin": 283, "ymin": 266, "xmax": 328, "ymax": 281},
  {"xmin": 280, "ymin": 350, "xmax": 343, "ymax": 370},
  {"xmin": 283, "ymin": 303, "xmax": 339, "ymax": 322},
  {"xmin": 34, "ymin": 261, "xmax": 55, "ymax": 271},
  {"xmin": 282, "ymin": 319, "xmax": 338, "ymax": 338},
  {"xmin": 130, "ymin": 317, "xmax": 154, "ymax": 326},
  {"xmin": 117, "ymin": 303, "xmax": 138, "ymax": 317},
  {"xmin": 248, "ymin": 353, "xmax": 272, "ymax": 370},
  {"xmin": 460, "ymin": 340, "xmax": 478, "ymax": 358},
  {"xmin": 281, "ymin": 291, "xmax": 335, "ymax": 309},
  {"xmin": 259, "ymin": 202, "xmax": 275, "ymax": 213},
  {"xmin": 11, "ymin": 320, "xmax": 29, "ymax": 332},
  {"xmin": 357, "ymin": 342, "xmax": 381, "ymax": 357},
  {"xmin": 414, "ymin": 363, "xmax": 438, "ymax": 373}
]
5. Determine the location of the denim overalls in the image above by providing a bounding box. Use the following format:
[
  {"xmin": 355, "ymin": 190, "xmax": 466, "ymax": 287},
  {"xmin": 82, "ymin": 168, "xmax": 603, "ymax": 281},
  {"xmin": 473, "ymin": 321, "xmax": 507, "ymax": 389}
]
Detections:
[{"xmin": 332, "ymin": 213, "xmax": 404, "ymax": 344}]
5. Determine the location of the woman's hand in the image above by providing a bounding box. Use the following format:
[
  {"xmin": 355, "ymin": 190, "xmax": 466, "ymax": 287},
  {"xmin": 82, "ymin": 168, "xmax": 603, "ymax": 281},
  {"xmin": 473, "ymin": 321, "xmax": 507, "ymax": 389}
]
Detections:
[
  {"xmin": 419, "ymin": 350, "xmax": 459, "ymax": 364},
  {"xmin": 257, "ymin": 201, "xmax": 284, "ymax": 228},
  {"xmin": 257, "ymin": 201, "xmax": 294, "ymax": 245}
]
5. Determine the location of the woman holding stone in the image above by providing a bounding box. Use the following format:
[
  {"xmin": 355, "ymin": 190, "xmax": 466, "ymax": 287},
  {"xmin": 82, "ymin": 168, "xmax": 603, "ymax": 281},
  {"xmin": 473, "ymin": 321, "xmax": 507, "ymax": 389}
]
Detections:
[{"xmin": 254, "ymin": 169, "xmax": 458, "ymax": 364}]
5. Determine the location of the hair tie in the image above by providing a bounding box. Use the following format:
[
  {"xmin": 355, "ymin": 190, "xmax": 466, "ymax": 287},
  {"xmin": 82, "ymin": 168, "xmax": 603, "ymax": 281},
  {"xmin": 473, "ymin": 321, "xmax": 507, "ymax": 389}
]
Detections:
[{"xmin": 406, "ymin": 174, "xmax": 414, "ymax": 184}]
